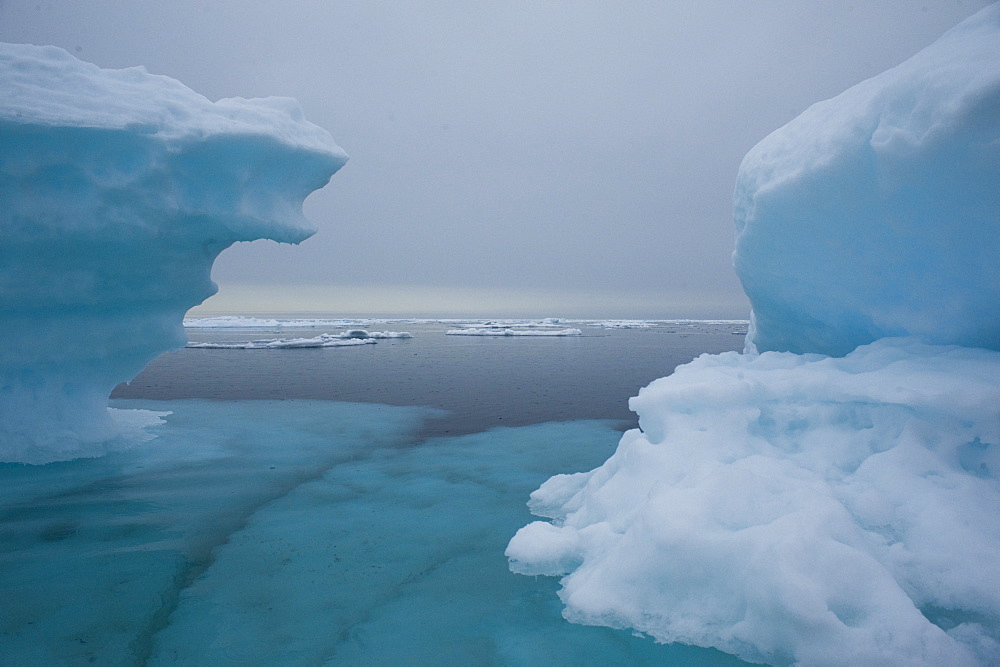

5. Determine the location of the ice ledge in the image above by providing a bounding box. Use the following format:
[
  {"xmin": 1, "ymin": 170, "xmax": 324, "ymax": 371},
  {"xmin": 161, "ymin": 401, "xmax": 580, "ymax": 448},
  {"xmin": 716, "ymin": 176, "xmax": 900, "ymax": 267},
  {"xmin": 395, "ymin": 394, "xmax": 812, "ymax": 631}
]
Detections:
[{"xmin": 0, "ymin": 42, "xmax": 347, "ymax": 462}]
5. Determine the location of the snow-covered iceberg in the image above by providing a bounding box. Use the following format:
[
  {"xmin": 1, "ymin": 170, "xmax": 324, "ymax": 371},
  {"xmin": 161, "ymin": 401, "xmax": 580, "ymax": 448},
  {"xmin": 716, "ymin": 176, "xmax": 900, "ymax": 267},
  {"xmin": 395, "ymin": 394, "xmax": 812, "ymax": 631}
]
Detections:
[
  {"xmin": 0, "ymin": 43, "xmax": 346, "ymax": 461},
  {"xmin": 508, "ymin": 6, "xmax": 1000, "ymax": 665},
  {"xmin": 733, "ymin": 5, "xmax": 1000, "ymax": 357}
]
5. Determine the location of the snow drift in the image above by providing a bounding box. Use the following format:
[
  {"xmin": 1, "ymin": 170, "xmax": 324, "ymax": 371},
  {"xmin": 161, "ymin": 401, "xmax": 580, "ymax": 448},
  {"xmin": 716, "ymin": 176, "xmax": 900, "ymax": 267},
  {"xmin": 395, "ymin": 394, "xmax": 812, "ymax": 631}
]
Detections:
[
  {"xmin": 0, "ymin": 43, "xmax": 346, "ymax": 461},
  {"xmin": 509, "ymin": 5, "xmax": 1000, "ymax": 665}
]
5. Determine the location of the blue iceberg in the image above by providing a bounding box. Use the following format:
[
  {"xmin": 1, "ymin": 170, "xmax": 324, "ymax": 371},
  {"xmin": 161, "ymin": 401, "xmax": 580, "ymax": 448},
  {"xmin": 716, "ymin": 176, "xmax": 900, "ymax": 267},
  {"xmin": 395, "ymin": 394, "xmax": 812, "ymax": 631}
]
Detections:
[
  {"xmin": 0, "ymin": 43, "xmax": 347, "ymax": 462},
  {"xmin": 732, "ymin": 5, "xmax": 1000, "ymax": 357}
]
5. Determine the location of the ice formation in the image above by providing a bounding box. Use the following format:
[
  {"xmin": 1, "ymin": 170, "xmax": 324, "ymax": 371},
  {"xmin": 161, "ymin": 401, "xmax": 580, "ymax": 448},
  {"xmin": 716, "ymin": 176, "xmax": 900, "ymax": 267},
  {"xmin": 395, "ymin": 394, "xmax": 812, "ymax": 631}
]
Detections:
[
  {"xmin": 733, "ymin": 5, "xmax": 1000, "ymax": 357},
  {"xmin": 509, "ymin": 6, "xmax": 1000, "ymax": 665},
  {"xmin": 180, "ymin": 316, "xmax": 750, "ymax": 335},
  {"xmin": 186, "ymin": 336, "xmax": 376, "ymax": 350},
  {"xmin": 185, "ymin": 330, "xmax": 412, "ymax": 349},
  {"xmin": 0, "ymin": 43, "xmax": 346, "ymax": 461},
  {"xmin": 509, "ymin": 339, "xmax": 1000, "ymax": 664}
]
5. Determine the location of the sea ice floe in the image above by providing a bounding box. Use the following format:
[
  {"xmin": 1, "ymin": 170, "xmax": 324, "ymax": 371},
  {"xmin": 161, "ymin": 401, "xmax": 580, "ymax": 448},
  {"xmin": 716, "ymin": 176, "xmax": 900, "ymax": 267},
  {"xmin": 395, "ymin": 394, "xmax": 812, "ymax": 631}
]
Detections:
[{"xmin": 185, "ymin": 331, "xmax": 412, "ymax": 349}]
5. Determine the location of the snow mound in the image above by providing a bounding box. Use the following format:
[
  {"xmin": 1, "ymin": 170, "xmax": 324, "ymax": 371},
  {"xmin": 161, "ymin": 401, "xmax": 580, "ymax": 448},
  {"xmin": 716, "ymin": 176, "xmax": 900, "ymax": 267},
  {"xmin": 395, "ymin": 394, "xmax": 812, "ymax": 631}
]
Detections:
[
  {"xmin": 508, "ymin": 338, "xmax": 1000, "ymax": 665},
  {"xmin": 0, "ymin": 42, "xmax": 347, "ymax": 462},
  {"xmin": 733, "ymin": 4, "xmax": 1000, "ymax": 356}
]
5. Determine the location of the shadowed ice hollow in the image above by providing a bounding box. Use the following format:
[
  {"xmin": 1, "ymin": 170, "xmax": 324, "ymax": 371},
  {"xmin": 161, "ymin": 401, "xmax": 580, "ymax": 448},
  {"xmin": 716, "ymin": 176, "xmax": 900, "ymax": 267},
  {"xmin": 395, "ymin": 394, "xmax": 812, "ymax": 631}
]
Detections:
[
  {"xmin": 0, "ymin": 43, "xmax": 347, "ymax": 462},
  {"xmin": 508, "ymin": 5, "xmax": 1000, "ymax": 665}
]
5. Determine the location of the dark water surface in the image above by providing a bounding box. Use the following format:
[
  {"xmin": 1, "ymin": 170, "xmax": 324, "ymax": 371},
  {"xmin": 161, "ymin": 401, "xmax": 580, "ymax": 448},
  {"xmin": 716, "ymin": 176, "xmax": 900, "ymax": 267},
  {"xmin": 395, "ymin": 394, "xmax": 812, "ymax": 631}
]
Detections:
[{"xmin": 113, "ymin": 320, "xmax": 747, "ymax": 438}]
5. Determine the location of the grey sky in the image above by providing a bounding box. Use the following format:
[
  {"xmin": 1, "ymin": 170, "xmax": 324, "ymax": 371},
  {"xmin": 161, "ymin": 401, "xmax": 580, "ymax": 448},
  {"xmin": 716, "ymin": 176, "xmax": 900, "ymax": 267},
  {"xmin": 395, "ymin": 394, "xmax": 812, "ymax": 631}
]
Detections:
[{"xmin": 0, "ymin": 1, "xmax": 990, "ymax": 317}]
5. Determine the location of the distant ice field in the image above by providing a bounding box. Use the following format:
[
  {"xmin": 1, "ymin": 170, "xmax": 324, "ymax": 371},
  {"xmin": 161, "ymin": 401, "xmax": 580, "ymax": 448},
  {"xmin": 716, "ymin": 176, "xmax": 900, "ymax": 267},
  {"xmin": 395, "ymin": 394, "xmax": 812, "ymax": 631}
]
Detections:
[{"xmin": 114, "ymin": 318, "xmax": 747, "ymax": 439}]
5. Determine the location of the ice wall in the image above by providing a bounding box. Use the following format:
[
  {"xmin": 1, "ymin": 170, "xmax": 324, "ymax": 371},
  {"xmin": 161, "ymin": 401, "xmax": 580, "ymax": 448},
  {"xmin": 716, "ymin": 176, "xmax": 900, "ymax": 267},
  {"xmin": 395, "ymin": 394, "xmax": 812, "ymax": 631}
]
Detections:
[
  {"xmin": 509, "ymin": 6, "xmax": 1000, "ymax": 665},
  {"xmin": 733, "ymin": 5, "xmax": 1000, "ymax": 356},
  {"xmin": 0, "ymin": 43, "xmax": 347, "ymax": 462}
]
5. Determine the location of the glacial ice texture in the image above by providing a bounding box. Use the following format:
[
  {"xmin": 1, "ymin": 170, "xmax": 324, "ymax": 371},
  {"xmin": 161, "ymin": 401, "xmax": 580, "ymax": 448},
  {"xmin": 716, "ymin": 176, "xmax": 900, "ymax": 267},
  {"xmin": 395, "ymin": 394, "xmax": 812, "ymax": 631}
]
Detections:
[
  {"xmin": 733, "ymin": 4, "xmax": 1000, "ymax": 356},
  {"xmin": 510, "ymin": 6, "xmax": 1000, "ymax": 665},
  {"xmin": 0, "ymin": 43, "xmax": 346, "ymax": 461}
]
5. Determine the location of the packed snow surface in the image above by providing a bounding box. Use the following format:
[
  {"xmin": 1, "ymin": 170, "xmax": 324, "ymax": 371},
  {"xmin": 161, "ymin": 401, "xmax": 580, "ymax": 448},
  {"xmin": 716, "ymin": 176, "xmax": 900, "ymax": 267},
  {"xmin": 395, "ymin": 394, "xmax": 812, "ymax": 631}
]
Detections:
[
  {"xmin": 0, "ymin": 42, "xmax": 346, "ymax": 461},
  {"xmin": 733, "ymin": 4, "xmax": 1000, "ymax": 356},
  {"xmin": 510, "ymin": 6, "xmax": 1000, "ymax": 665}
]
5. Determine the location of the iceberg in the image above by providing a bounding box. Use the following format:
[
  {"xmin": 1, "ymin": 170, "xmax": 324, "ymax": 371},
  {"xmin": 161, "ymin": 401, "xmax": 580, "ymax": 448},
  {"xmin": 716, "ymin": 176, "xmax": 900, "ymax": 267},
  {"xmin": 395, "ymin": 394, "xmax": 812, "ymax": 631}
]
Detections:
[
  {"xmin": 733, "ymin": 5, "xmax": 1000, "ymax": 357},
  {"xmin": 508, "ymin": 5, "xmax": 1000, "ymax": 665},
  {"xmin": 0, "ymin": 43, "xmax": 346, "ymax": 462}
]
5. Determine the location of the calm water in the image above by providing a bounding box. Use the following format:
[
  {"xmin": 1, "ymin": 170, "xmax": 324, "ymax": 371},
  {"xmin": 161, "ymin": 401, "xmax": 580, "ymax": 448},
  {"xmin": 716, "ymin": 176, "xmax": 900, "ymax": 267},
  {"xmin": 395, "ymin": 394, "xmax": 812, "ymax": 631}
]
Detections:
[
  {"xmin": 3, "ymin": 319, "xmax": 752, "ymax": 665},
  {"xmin": 113, "ymin": 320, "xmax": 747, "ymax": 438}
]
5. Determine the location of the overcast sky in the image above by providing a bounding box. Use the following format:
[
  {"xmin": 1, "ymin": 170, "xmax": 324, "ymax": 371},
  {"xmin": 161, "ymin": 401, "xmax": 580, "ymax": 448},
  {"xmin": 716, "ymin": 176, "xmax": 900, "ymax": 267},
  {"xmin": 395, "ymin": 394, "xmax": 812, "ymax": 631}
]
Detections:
[{"xmin": 0, "ymin": 1, "xmax": 990, "ymax": 318}]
